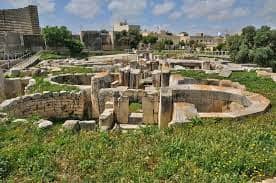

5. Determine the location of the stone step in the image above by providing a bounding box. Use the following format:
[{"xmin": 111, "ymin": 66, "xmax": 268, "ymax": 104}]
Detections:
[
  {"xmin": 128, "ymin": 112, "xmax": 143, "ymax": 124},
  {"xmin": 120, "ymin": 124, "xmax": 146, "ymax": 130}
]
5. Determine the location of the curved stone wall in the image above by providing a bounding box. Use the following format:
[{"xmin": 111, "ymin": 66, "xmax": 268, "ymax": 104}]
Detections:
[
  {"xmin": 172, "ymin": 85, "xmax": 270, "ymax": 117},
  {"xmin": 49, "ymin": 73, "xmax": 94, "ymax": 86},
  {"xmin": 0, "ymin": 91, "xmax": 85, "ymax": 119}
]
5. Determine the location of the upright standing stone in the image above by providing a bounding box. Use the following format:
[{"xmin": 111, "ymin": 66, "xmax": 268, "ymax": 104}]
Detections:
[
  {"xmin": 161, "ymin": 70, "xmax": 170, "ymax": 87},
  {"xmin": 0, "ymin": 69, "xmax": 5, "ymax": 102},
  {"xmin": 158, "ymin": 88, "xmax": 173, "ymax": 129},
  {"xmin": 117, "ymin": 96, "xmax": 129, "ymax": 124}
]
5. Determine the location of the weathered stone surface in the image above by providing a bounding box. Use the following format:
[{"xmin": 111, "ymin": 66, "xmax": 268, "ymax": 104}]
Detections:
[
  {"xmin": 219, "ymin": 69, "xmax": 232, "ymax": 78},
  {"xmin": 158, "ymin": 88, "xmax": 173, "ymax": 129},
  {"xmin": 117, "ymin": 96, "xmax": 129, "ymax": 124},
  {"xmin": 99, "ymin": 109, "xmax": 114, "ymax": 131},
  {"xmin": 169, "ymin": 102, "xmax": 198, "ymax": 127},
  {"xmin": 129, "ymin": 113, "xmax": 143, "ymax": 124},
  {"xmin": 79, "ymin": 120, "xmax": 97, "ymax": 131},
  {"xmin": 12, "ymin": 119, "xmax": 28, "ymax": 123},
  {"xmin": 63, "ymin": 120, "xmax": 80, "ymax": 132},
  {"xmin": 37, "ymin": 119, "xmax": 53, "ymax": 129},
  {"xmin": 0, "ymin": 91, "xmax": 85, "ymax": 119},
  {"xmin": 0, "ymin": 69, "xmax": 5, "ymax": 102}
]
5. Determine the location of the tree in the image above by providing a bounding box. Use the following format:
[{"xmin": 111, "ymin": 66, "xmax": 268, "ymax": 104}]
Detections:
[
  {"xmin": 251, "ymin": 47, "xmax": 274, "ymax": 66},
  {"xmin": 128, "ymin": 29, "xmax": 142, "ymax": 49},
  {"xmin": 235, "ymin": 44, "xmax": 250, "ymax": 63},
  {"xmin": 65, "ymin": 39, "xmax": 84, "ymax": 56},
  {"xmin": 42, "ymin": 26, "xmax": 72, "ymax": 48},
  {"xmin": 142, "ymin": 35, "xmax": 158, "ymax": 45},
  {"xmin": 179, "ymin": 40, "xmax": 186, "ymax": 47},
  {"xmin": 42, "ymin": 26, "xmax": 83, "ymax": 55},
  {"xmin": 226, "ymin": 35, "xmax": 242, "ymax": 62},
  {"xmin": 226, "ymin": 25, "xmax": 276, "ymax": 71},
  {"xmin": 154, "ymin": 40, "xmax": 165, "ymax": 51},
  {"xmin": 215, "ymin": 43, "xmax": 227, "ymax": 51},
  {"xmin": 254, "ymin": 26, "xmax": 271, "ymax": 47},
  {"xmin": 241, "ymin": 26, "xmax": 256, "ymax": 49}
]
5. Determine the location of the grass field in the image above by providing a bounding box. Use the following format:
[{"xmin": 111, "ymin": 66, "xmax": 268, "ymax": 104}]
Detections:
[
  {"xmin": 28, "ymin": 77, "xmax": 79, "ymax": 94},
  {"xmin": 0, "ymin": 72, "xmax": 275, "ymax": 182}
]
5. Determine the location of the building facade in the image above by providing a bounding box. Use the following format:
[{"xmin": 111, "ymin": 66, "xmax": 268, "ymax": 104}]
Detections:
[
  {"xmin": 0, "ymin": 5, "xmax": 40, "ymax": 35},
  {"xmin": 0, "ymin": 5, "xmax": 43, "ymax": 54},
  {"xmin": 113, "ymin": 21, "xmax": 140, "ymax": 32}
]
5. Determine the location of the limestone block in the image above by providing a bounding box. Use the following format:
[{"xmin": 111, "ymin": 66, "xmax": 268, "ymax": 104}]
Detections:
[
  {"xmin": 10, "ymin": 68, "xmax": 20, "ymax": 77},
  {"xmin": 129, "ymin": 113, "xmax": 143, "ymax": 124},
  {"xmin": 158, "ymin": 88, "xmax": 173, "ymax": 129},
  {"xmin": 99, "ymin": 109, "xmax": 114, "ymax": 131},
  {"xmin": 12, "ymin": 119, "xmax": 28, "ymax": 123},
  {"xmin": 117, "ymin": 96, "xmax": 129, "ymax": 124},
  {"xmin": 105, "ymin": 101, "xmax": 114, "ymax": 109},
  {"xmin": 37, "ymin": 119, "xmax": 53, "ymax": 129},
  {"xmin": 63, "ymin": 120, "xmax": 80, "ymax": 132},
  {"xmin": 0, "ymin": 69, "xmax": 5, "ymax": 102},
  {"xmin": 142, "ymin": 95, "xmax": 155, "ymax": 124},
  {"xmin": 79, "ymin": 120, "xmax": 97, "ymax": 131},
  {"xmin": 219, "ymin": 80, "xmax": 232, "ymax": 87},
  {"xmin": 161, "ymin": 70, "xmax": 170, "ymax": 87},
  {"xmin": 219, "ymin": 69, "xmax": 232, "ymax": 78},
  {"xmin": 169, "ymin": 102, "xmax": 199, "ymax": 127}
]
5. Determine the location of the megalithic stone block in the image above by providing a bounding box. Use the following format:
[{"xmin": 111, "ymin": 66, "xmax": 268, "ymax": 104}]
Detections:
[{"xmin": 158, "ymin": 87, "xmax": 173, "ymax": 129}]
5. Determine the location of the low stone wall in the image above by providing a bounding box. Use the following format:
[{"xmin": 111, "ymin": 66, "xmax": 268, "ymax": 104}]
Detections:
[
  {"xmin": 170, "ymin": 74, "xmax": 246, "ymax": 90},
  {"xmin": 50, "ymin": 73, "xmax": 95, "ymax": 86},
  {"xmin": 0, "ymin": 91, "xmax": 85, "ymax": 119}
]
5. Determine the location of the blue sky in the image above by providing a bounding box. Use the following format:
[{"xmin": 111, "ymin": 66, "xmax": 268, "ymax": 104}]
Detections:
[{"xmin": 1, "ymin": 0, "xmax": 276, "ymax": 35}]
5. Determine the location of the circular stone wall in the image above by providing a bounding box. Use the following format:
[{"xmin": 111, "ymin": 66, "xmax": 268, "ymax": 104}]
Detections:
[
  {"xmin": 50, "ymin": 73, "xmax": 94, "ymax": 86},
  {"xmin": 170, "ymin": 84, "xmax": 271, "ymax": 118}
]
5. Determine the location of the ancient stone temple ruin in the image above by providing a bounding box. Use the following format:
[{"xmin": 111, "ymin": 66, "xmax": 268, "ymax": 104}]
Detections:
[{"xmin": 0, "ymin": 54, "xmax": 272, "ymax": 130}]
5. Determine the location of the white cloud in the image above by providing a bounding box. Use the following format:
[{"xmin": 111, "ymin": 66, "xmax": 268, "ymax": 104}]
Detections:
[
  {"xmin": 4, "ymin": 0, "xmax": 55, "ymax": 14},
  {"xmin": 152, "ymin": 0, "xmax": 175, "ymax": 16},
  {"xmin": 174, "ymin": 0, "xmax": 249, "ymax": 21},
  {"xmin": 169, "ymin": 11, "xmax": 183, "ymax": 19},
  {"xmin": 260, "ymin": 0, "xmax": 276, "ymax": 26},
  {"xmin": 107, "ymin": 0, "xmax": 147, "ymax": 19},
  {"xmin": 263, "ymin": 0, "xmax": 276, "ymax": 15},
  {"xmin": 65, "ymin": 0, "xmax": 102, "ymax": 19}
]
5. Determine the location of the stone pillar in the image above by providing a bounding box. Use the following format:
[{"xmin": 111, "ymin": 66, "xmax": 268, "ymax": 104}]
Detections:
[
  {"xmin": 142, "ymin": 94, "xmax": 154, "ymax": 124},
  {"xmin": 129, "ymin": 69, "xmax": 141, "ymax": 89},
  {"xmin": 158, "ymin": 88, "xmax": 173, "ymax": 129},
  {"xmin": 152, "ymin": 70, "xmax": 161, "ymax": 87},
  {"xmin": 91, "ymin": 77, "xmax": 100, "ymax": 119},
  {"xmin": 117, "ymin": 96, "xmax": 129, "ymax": 124},
  {"xmin": 0, "ymin": 69, "xmax": 5, "ymax": 103},
  {"xmin": 161, "ymin": 70, "xmax": 170, "ymax": 87},
  {"xmin": 142, "ymin": 93, "xmax": 160, "ymax": 124}
]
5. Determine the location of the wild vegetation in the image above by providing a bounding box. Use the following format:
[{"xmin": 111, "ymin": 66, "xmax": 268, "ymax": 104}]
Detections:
[
  {"xmin": 0, "ymin": 71, "xmax": 275, "ymax": 182},
  {"xmin": 42, "ymin": 26, "xmax": 84, "ymax": 56},
  {"xmin": 29, "ymin": 77, "xmax": 79, "ymax": 94},
  {"xmin": 52, "ymin": 66, "xmax": 95, "ymax": 75}
]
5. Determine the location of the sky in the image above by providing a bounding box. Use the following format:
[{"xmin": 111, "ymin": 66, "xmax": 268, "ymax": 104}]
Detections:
[{"xmin": 0, "ymin": 0, "xmax": 276, "ymax": 35}]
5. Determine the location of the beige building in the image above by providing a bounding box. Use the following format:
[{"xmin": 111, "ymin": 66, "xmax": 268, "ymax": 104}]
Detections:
[
  {"xmin": 178, "ymin": 33, "xmax": 225, "ymax": 51},
  {"xmin": 113, "ymin": 21, "xmax": 140, "ymax": 32}
]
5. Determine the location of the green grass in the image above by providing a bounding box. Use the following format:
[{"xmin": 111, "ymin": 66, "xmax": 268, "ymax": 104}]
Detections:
[
  {"xmin": 39, "ymin": 51, "xmax": 67, "ymax": 60},
  {"xmin": 52, "ymin": 66, "xmax": 95, "ymax": 75},
  {"xmin": 0, "ymin": 71, "xmax": 275, "ymax": 182},
  {"xmin": 129, "ymin": 102, "xmax": 142, "ymax": 113},
  {"xmin": 28, "ymin": 77, "xmax": 79, "ymax": 94}
]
